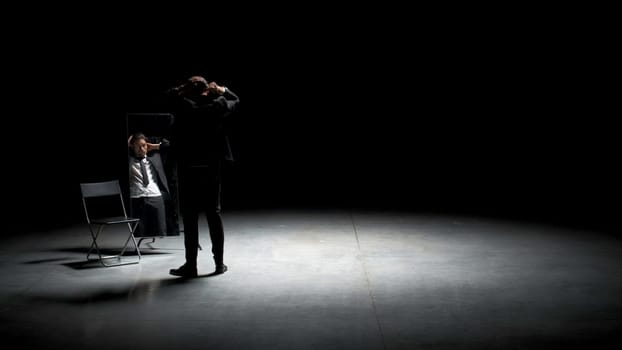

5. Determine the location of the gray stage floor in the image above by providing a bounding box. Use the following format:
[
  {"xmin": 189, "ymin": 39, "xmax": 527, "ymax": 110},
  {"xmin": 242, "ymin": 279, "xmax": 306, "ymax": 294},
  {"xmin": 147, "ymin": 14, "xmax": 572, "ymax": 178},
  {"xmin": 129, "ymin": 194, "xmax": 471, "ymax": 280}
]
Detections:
[{"xmin": 1, "ymin": 209, "xmax": 621, "ymax": 349}]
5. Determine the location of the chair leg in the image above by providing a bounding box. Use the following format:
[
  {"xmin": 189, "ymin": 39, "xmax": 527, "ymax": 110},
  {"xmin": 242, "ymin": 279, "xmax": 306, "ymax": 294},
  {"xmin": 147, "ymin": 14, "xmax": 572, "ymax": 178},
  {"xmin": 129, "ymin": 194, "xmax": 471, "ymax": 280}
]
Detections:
[
  {"xmin": 87, "ymin": 225, "xmax": 104, "ymax": 261},
  {"xmin": 87, "ymin": 223, "xmax": 141, "ymax": 267},
  {"xmin": 120, "ymin": 221, "xmax": 142, "ymax": 260}
]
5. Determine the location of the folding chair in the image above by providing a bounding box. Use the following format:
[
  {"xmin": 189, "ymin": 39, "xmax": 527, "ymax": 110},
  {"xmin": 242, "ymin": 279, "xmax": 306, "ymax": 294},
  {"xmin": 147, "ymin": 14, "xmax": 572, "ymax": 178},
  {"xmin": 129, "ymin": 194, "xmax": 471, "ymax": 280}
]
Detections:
[{"xmin": 80, "ymin": 180, "xmax": 141, "ymax": 266}]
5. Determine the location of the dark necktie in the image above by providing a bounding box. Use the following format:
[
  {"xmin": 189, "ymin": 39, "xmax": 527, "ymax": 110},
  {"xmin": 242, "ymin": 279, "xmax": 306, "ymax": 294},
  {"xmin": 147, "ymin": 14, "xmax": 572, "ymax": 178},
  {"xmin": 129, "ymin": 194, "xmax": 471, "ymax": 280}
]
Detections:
[{"xmin": 137, "ymin": 158, "xmax": 149, "ymax": 186}]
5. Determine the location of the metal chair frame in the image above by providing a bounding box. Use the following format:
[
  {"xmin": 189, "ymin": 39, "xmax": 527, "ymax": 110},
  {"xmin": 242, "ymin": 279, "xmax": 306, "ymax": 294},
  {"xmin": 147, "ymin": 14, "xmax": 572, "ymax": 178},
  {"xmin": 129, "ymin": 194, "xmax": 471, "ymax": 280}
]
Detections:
[{"xmin": 80, "ymin": 180, "xmax": 141, "ymax": 266}]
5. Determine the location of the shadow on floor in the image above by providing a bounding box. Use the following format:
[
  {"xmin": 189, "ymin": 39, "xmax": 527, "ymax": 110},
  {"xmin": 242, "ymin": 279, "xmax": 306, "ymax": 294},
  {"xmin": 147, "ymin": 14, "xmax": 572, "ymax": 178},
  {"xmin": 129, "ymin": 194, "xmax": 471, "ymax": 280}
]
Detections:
[
  {"xmin": 27, "ymin": 277, "xmax": 200, "ymax": 304},
  {"xmin": 27, "ymin": 271, "xmax": 227, "ymax": 304}
]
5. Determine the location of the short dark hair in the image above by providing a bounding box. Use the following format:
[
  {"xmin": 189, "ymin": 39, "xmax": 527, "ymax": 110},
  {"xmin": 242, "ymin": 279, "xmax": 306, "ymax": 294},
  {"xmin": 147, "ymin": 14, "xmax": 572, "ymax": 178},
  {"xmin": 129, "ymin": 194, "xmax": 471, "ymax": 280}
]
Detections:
[
  {"xmin": 130, "ymin": 132, "xmax": 146, "ymax": 144},
  {"xmin": 182, "ymin": 76, "xmax": 208, "ymax": 97}
]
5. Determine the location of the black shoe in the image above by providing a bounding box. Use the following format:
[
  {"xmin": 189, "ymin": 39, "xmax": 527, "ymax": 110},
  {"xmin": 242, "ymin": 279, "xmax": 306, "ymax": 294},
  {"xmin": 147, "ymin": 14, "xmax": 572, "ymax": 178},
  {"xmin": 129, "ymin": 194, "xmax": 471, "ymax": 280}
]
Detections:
[
  {"xmin": 214, "ymin": 264, "xmax": 228, "ymax": 275},
  {"xmin": 169, "ymin": 264, "xmax": 198, "ymax": 278}
]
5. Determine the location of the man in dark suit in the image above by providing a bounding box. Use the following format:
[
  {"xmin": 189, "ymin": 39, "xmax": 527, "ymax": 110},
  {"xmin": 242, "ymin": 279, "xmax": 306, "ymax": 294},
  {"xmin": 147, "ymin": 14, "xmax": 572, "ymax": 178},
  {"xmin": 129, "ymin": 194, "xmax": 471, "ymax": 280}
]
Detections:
[
  {"xmin": 128, "ymin": 132, "xmax": 171, "ymax": 237},
  {"xmin": 166, "ymin": 75, "xmax": 240, "ymax": 277}
]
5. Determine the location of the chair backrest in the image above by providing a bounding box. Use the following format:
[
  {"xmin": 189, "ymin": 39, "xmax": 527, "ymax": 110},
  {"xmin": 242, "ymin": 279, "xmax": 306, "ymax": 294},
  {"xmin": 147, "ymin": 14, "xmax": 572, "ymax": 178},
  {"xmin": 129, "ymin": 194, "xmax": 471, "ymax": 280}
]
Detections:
[
  {"xmin": 80, "ymin": 180, "xmax": 129, "ymax": 221},
  {"xmin": 80, "ymin": 180, "xmax": 122, "ymax": 198}
]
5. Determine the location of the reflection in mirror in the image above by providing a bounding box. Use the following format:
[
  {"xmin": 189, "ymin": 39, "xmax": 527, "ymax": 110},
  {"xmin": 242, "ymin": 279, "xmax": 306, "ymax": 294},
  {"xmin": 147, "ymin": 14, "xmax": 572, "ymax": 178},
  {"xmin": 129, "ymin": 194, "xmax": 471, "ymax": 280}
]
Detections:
[{"xmin": 126, "ymin": 113, "xmax": 181, "ymax": 237}]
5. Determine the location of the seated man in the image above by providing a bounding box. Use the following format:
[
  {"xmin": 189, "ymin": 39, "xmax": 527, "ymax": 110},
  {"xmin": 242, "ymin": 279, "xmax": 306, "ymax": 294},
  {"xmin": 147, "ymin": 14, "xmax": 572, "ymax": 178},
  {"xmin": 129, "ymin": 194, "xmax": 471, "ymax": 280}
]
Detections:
[{"xmin": 128, "ymin": 132, "xmax": 170, "ymax": 237}]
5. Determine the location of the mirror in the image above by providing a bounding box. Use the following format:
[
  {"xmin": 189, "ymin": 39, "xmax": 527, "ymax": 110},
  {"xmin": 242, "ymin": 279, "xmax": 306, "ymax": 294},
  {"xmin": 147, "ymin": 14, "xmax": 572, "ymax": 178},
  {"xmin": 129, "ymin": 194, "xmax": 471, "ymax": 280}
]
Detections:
[{"xmin": 126, "ymin": 112, "xmax": 181, "ymax": 237}]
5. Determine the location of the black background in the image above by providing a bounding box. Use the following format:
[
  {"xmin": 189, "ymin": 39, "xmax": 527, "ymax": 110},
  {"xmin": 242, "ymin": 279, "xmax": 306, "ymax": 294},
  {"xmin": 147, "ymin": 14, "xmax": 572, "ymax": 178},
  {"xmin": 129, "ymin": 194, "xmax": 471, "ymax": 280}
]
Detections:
[{"xmin": 4, "ymin": 9, "xmax": 618, "ymax": 234}]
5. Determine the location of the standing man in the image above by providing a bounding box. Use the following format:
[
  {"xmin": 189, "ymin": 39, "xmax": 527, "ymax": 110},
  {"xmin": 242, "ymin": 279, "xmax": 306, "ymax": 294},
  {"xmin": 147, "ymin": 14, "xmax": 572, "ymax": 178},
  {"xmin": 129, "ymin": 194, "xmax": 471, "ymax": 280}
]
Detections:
[{"xmin": 167, "ymin": 75, "xmax": 240, "ymax": 277}]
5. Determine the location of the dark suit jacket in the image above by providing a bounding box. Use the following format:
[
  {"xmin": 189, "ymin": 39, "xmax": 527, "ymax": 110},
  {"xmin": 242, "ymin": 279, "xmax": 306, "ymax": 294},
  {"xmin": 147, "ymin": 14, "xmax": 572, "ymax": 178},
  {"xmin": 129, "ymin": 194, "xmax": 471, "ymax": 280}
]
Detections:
[{"xmin": 169, "ymin": 88, "xmax": 240, "ymax": 167}]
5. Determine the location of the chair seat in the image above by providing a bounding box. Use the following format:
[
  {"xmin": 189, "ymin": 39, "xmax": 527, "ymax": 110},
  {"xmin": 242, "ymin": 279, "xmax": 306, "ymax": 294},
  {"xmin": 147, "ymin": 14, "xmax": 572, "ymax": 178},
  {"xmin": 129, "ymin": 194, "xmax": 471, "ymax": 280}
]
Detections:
[{"xmin": 91, "ymin": 216, "xmax": 140, "ymax": 225}]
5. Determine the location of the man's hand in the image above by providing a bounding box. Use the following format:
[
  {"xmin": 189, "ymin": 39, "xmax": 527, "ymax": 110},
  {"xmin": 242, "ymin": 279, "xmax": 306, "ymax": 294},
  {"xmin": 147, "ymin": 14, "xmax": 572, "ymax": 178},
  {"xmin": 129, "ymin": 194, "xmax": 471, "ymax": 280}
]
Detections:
[
  {"xmin": 208, "ymin": 82, "xmax": 226, "ymax": 95},
  {"xmin": 146, "ymin": 142, "xmax": 161, "ymax": 152}
]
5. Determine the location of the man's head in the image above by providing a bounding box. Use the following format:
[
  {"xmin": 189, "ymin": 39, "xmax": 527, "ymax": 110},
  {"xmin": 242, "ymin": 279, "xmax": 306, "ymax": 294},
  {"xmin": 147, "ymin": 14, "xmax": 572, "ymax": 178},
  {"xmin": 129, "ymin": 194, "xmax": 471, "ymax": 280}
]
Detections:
[
  {"xmin": 129, "ymin": 132, "xmax": 148, "ymax": 158},
  {"xmin": 180, "ymin": 75, "xmax": 208, "ymax": 97}
]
